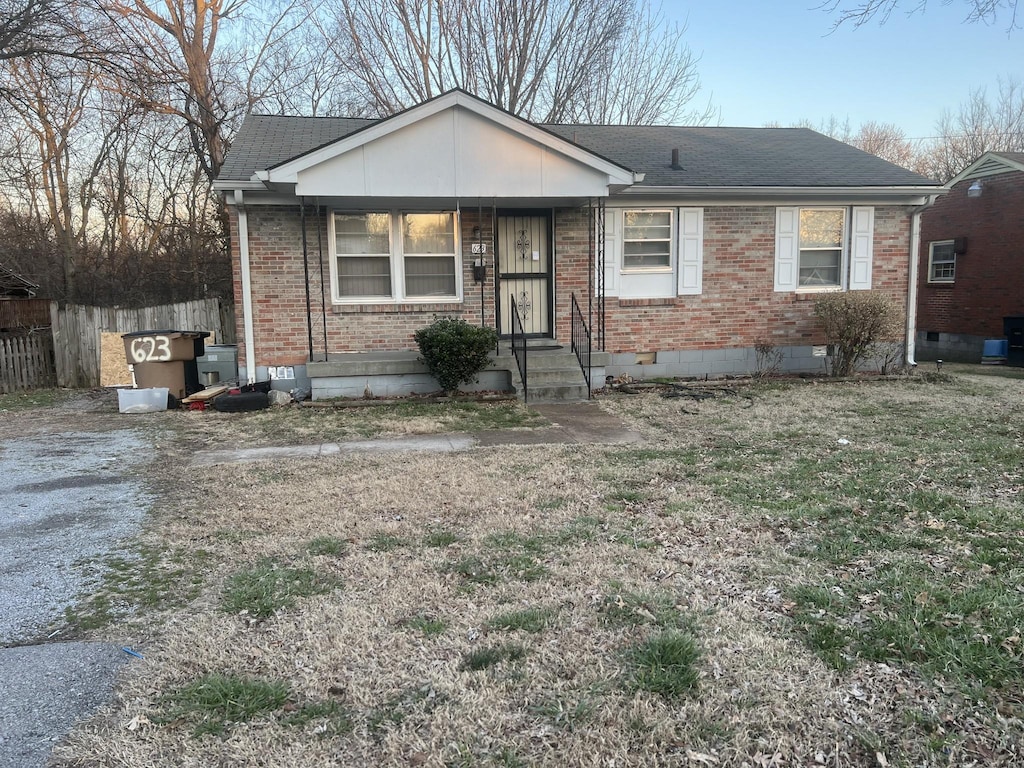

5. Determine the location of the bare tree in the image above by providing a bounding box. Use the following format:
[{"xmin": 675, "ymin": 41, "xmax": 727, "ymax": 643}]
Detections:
[
  {"xmin": 917, "ymin": 78, "xmax": 1024, "ymax": 180},
  {"xmin": 1, "ymin": 54, "xmax": 100, "ymax": 300},
  {"xmin": 0, "ymin": 0, "xmax": 88, "ymax": 61},
  {"xmin": 104, "ymin": 0, "xmax": 245, "ymax": 182},
  {"xmin": 566, "ymin": 3, "xmax": 714, "ymax": 125},
  {"xmin": 820, "ymin": 0, "xmax": 1019, "ymax": 32},
  {"xmin": 774, "ymin": 115, "xmax": 921, "ymax": 172},
  {"xmin": 848, "ymin": 121, "xmax": 918, "ymax": 169},
  {"xmin": 319, "ymin": 0, "xmax": 712, "ymax": 124}
]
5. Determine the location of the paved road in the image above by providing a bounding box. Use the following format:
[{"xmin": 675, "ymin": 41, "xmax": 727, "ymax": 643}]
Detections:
[{"xmin": 0, "ymin": 423, "xmax": 151, "ymax": 768}]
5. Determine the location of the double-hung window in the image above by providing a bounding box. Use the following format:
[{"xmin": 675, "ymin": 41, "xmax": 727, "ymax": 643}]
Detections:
[
  {"xmin": 798, "ymin": 208, "xmax": 844, "ymax": 287},
  {"xmin": 402, "ymin": 213, "xmax": 457, "ymax": 297},
  {"xmin": 927, "ymin": 240, "xmax": 956, "ymax": 283},
  {"xmin": 331, "ymin": 211, "xmax": 460, "ymax": 302},
  {"xmin": 335, "ymin": 213, "xmax": 392, "ymax": 298},
  {"xmin": 775, "ymin": 206, "xmax": 874, "ymax": 292},
  {"xmin": 622, "ymin": 210, "xmax": 673, "ymax": 270},
  {"xmin": 603, "ymin": 207, "xmax": 703, "ymax": 299}
]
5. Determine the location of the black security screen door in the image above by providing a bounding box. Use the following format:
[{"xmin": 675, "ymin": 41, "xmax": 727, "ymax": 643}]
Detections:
[{"xmin": 495, "ymin": 214, "xmax": 552, "ymax": 337}]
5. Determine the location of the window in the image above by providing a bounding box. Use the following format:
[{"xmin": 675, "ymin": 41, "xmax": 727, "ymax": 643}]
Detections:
[
  {"xmin": 798, "ymin": 208, "xmax": 844, "ymax": 287},
  {"xmin": 402, "ymin": 213, "xmax": 457, "ymax": 297},
  {"xmin": 330, "ymin": 211, "xmax": 461, "ymax": 302},
  {"xmin": 622, "ymin": 210, "xmax": 672, "ymax": 269},
  {"xmin": 335, "ymin": 213, "xmax": 391, "ymax": 298},
  {"xmin": 928, "ymin": 240, "xmax": 956, "ymax": 283},
  {"xmin": 603, "ymin": 207, "xmax": 703, "ymax": 299},
  {"xmin": 775, "ymin": 206, "xmax": 873, "ymax": 292}
]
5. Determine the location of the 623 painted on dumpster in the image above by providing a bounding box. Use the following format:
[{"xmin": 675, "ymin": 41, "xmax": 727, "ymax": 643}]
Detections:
[{"xmin": 128, "ymin": 335, "xmax": 174, "ymax": 363}]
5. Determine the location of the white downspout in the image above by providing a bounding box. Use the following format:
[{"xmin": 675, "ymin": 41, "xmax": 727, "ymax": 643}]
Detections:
[
  {"xmin": 905, "ymin": 196, "xmax": 937, "ymax": 367},
  {"xmin": 235, "ymin": 190, "xmax": 257, "ymax": 384}
]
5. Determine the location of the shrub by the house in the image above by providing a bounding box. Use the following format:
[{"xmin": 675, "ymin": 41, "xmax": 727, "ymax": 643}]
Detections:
[
  {"xmin": 414, "ymin": 316, "xmax": 499, "ymax": 395},
  {"xmin": 814, "ymin": 292, "xmax": 899, "ymax": 377}
]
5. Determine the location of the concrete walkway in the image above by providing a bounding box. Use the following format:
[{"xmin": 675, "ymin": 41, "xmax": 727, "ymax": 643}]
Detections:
[{"xmin": 192, "ymin": 401, "xmax": 641, "ymax": 466}]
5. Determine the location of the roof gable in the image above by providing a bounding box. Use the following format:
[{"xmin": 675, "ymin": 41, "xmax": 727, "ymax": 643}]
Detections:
[
  {"xmin": 258, "ymin": 90, "xmax": 637, "ymax": 197},
  {"xmin": 949, "ymin": 151, "xmax": 1024, "ymax": 185}
]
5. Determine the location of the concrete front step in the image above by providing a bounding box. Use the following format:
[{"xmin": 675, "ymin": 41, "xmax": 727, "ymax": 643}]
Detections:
[
  {"xmin": 526, "ymin": 383, "xmax": 591, "ymax": 403},
  {"xmin": 497, "ymin": 351, "xmax": 591, "ymax": 402}
]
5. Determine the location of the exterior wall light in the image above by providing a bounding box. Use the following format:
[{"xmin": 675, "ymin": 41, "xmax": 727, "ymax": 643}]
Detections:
[{"xmin": 967, "ymin": 179, "xmax": 983, "ymax": 197}]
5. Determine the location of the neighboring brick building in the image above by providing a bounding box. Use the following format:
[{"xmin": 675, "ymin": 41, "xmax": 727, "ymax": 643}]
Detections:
[
  {"xmin": 214, "ymin": 90, "xmax": 943, "ymax": 399},
  {"xmin": 916, "ymin": 152, "xmax": 1024, "ymax": 364}
]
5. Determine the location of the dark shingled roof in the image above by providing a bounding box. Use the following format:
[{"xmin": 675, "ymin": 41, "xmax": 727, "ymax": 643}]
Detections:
[
  {"xmin": 542, "ymin": 124, "xmax": 936, "ymax": 187},
  {"xmin": 219, "ymin": 113, "xmax": 938, "ymax": 188},
  {"xmin": 219, "ymin": 114, "xmax": 376, "ymax": 183},
  {"xmin": 991, "ymin": 151, "xmax": 1024, "ymax": 165}
]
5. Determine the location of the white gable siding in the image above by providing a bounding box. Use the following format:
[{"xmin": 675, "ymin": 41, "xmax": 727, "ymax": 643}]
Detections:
[{"xmin": 294, "ymin": 106, "xmax": 613, "ymax": 199}]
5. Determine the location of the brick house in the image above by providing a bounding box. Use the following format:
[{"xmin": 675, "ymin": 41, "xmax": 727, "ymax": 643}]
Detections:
[
  {"xmin": 916, "ymin": 151, "xmax": 1024, "ymax": 365},
  {"xmin": 213, "ymin": 90, "xmax": 942, "ymax": 399}
]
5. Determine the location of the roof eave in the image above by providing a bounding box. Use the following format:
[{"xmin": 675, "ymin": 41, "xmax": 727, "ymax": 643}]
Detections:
[
  {"xmin": 614, "ymin": 185, "xmax": 946, "ymax": 204},
  {"xmin": 212, "ymin": 179, "xmax": 268, "ymax": 192}
]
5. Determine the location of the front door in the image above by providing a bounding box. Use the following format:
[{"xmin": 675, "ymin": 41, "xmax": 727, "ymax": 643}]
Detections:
[{"xmin": 496, "ymin": 213, "xmax": 552, "ymax": 337}]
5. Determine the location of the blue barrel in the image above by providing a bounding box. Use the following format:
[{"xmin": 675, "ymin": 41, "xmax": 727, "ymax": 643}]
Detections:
[{"xmin": 983, "ymin": 339, "xmax": 1008, "ymax": 357}]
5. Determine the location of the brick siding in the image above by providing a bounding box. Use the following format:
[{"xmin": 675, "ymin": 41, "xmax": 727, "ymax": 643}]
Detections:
[
  {"xmin": 231, "ymin": 203, "xmax": 912, "ymax": 369},
  {"xmin": 918, "ymin": 170, "xmax": 1024, "ymax": 339}
]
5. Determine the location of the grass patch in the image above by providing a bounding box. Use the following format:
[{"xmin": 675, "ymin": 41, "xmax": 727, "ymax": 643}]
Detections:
[
  {"xmin": 461, "ymin": 643, "xmax": 527, "ymax": 671},
  {"xmin": 0, "ymin": 388, "xmax": 74, "ymax": 411},
  {"xmin": 487, "ymin": 605, "xmax": 556, "ymax": 633},
  {"xmin": 64, "ymin": 545, "xmax": 206, "ymax": 632},
  {"xmin": 599, "ymin": 587, "xmax": 690, "ymax": 630},
  {"xmin": 789, "ymin": 562, "xmax": 1024, "ymax": 689},
  {"xmin": 367, "ymin": 683, "xmax": 447, "ymax": 736},
  {"xmin": 447, "ymin": 555, "xmax": 500, "ymax": 586},
  {"xmin": 423, "ymin": 528, "xmax": 461, "ymax": 547},
  {"xmin": 526, "ymin": 696, "xmax": 596, "ymax": 730},
  {"xmin": 279, "ymin": 699, "xmax": 354, "ymax": 736},
  {"xmin": 363, "ymin": 533, "xmax": 408, "ymax": 552},
  {"xmin": 403, "ymin": 613, "xmax": 447, "ymax": 637},
  {"xmin": 448, "ymin": 530, "xmax": 559, "ymax": 587},
  {"xmin": 306, "ymin": 536, "xmax": 348, "ymax": 557},
  {"xmin": 625, "ymin": 631, "xmax": 701, "ymax": 699},
  {"xmin": 484, "ymin": 530, "xmax": 549, "ymax": 555},
  {"xmin": 222, "ymin": 559, "xmax": 338, "ymax": 619},
  {"xmin": 161, "ymin": 673, "xmax": 289, "ymax": 736}
]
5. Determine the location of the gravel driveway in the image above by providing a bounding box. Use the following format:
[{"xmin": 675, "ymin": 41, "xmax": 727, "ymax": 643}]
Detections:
[{"xmin": 0, "ymin": 396, "xmax": 155, "ymax": 767}]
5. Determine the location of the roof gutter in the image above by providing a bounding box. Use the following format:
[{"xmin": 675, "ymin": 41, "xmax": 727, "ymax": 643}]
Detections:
[
  {"xmin": 614, "ymin": 185, "xmax": 944, "ymax": 204},
  {"xmin": 905, "ymin": 194, "xmax": 940, "ymax": 368}
]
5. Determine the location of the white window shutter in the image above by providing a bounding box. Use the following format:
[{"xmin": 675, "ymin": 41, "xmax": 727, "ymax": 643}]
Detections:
[
  {"xmin": 774, "ymin": 207, "xmax": 799, "ymax": 292},
  {"xmin": 849, "ymin": 206, "xmax": 874, "ymax": 290},
  {"xmin": 677, "ymin": 207, "xmax": 704, "ymax": 295},
  {"xmin": 602, "ymin": 208, "xmax": 620, "ymax": 297}
]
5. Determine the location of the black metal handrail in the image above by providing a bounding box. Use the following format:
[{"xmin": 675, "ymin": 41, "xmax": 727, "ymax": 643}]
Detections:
[
  {"xmin": 570, "ymin": 292, "xmax": 592, "ymax": 398},
  {"xmin": 509, "ymin": 293, "xmax": 528, "ymax": 402}
]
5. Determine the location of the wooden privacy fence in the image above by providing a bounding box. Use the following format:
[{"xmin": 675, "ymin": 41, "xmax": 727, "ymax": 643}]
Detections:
[
  {"xmin": 51, "ymin": 298, "xmax": 236, "ymax": 388},
  {"xmin": 0, "ymin": 331, "xmax": 57, "ymax": 393},
  {"xmin": 0, "ymin": 298, "xmax": 52, "ymax": 330}
]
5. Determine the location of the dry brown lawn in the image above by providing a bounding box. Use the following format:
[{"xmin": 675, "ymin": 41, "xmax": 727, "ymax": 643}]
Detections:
[{"xmin": 42, "ymin": 371, "xmax": 1024, "ymax": 767}]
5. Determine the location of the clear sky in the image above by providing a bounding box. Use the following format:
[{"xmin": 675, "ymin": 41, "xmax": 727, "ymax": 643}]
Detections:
[{"xmin": 664, "ymin": 1, "xmax": 1021, "ymax": 138}]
